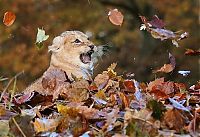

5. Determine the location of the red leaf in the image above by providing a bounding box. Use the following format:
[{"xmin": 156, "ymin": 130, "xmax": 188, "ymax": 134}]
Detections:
[
  {"xmin": 153, "ymin": 53, "xmax": 175, "ymax": 73},
  {"xmin": 185, "ymin": 49, "xmax": 200, "ymax": 56},
  {"xmin": 124, "ymin": 80, "xmax": 135, "ymax": 91},
  {"xmin": 3, "ymin": 11, "xmax": 16, "ymax": 26},
  {"xmin": 14, "ymin": 92, "xmax": 34, "ymax": 104},
  {"xmin": 108, "ymin": 9, "xmax": 124, "ymax": 26},
  {"xmin": 149, "ymin": 15, "xmax": 165, "ymax": 29}
]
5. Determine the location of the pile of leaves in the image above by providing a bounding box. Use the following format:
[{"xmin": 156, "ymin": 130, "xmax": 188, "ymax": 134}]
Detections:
[{"xmin": 0, "ymin": 63, "xmax": 199, "ymax": 137}]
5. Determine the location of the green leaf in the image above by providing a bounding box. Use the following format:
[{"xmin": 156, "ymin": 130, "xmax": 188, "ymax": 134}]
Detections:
[
  {"xmin": 147, "ymin": 99, "xmax": 166, "ymax": 120},
  {"xmin": 35, "ymin": 28, "xmax": 49, "ymax": 49}
]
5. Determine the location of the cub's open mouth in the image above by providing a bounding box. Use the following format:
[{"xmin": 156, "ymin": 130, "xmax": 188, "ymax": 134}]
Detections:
[{"xmin": 80, "ymin": 50, "xmax": 94, "ymax": 64}]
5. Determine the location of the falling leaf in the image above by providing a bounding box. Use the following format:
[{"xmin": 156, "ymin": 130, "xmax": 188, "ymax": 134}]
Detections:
[
  {"xmin": 153, "ymin": 64, "xmax": 174, "ymax": 73},
  {"xmin": 148, "ymin": 15, "xmax": 165, "ymax": 29},
  {"xmin": 185, "ymin": 49, "xmax": 200, "ymax": 56},
  {"xmin": 108, "ymin": 9, "xmax": 124, "ymax": 26},
  {"xmin": 3, "ymin": 11, "xmax": 16, "ymax": 26},
  {"xmin": 153, "ymin": 53, "xmax": 175, "ymax": 73},
  {"xmin": 178, "ymin": 70, "xmax": 190, "ymax": 76},
  {"xmin": 139, "ymin": 15, "xmax": 188, "ymax": 47},
  {"xmin": 36, "ymin": 28, "xmax": 49, "ymax": 49}
]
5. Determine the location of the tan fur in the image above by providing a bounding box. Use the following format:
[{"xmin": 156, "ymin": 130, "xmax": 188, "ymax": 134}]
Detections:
[{"xmin": 23, "ymin": 31, "xmax": 101, "ymax": 95}]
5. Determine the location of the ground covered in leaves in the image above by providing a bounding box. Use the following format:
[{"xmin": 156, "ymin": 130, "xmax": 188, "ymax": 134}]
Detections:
[{"xmin": 0, "ymin": 63, "xmax": 199, "ymax": 137}]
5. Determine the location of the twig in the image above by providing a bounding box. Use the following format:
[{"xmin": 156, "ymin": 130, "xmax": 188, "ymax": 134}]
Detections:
[
  {"xmin": 9, "ymin": 76, "xmax": 17, "ymax": 110},
  {"xmin": 0, "ymin": 71, "xmax": 24, "ymax": 102},
  {"xmin": 89, "ymin": 125, "xmax": 100, "ymax": 132},
  {"xmin": 12, "ymin": 117, "xmax": 27, "ymax": 137}
]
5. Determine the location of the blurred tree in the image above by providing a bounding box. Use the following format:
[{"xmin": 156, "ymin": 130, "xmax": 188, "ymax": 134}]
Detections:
[{"xmin": 0, "ymin": 0, "xmax": 199, "ymax": 91}]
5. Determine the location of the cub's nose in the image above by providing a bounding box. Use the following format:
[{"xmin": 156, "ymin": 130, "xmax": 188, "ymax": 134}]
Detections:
[{"xmin": 89, "ymin": 45, "xmax": 94, "ymax": 50}]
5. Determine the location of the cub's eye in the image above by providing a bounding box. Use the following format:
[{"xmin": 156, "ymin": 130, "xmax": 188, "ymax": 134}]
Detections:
[{"xmin": 74, "ymin": 39, "xmax": 82, "ymax": 44}]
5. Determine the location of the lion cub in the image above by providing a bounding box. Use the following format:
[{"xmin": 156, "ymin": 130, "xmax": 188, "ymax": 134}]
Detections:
[{"xmin": 23, "ymin": 31, "xmax": 105, "ymax": 96}]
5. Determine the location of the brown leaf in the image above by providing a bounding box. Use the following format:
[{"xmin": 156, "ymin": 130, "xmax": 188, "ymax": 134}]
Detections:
[
  {"xmin": 147, "ymin": 77, "xmax": 165, "ymax": 91},
  {"xmin": 139, "ymin": 15, "xmax": 188, "ymax": 47},
  {"xmin": 124, "ymin": 80, "xmax": 135, "ymax": 91},
  {"xmin": 153, "ymin": 53, "xmax": 175, "ymax": 73},
  {"xmin": 163, "ymin": 109, "xmax": 187, "ymax": 132},
  {"xmin": 60, "ymin": 88, "xmax": 89, "ymax": 102},
  {"xmin": 118, "ymin": 92, "xmax": 130, "ymax": 108},
  {"xmin": 108, "ymin": 9, "xmax": 124, "ymax": 26},
  {"xmin": 148, "ymin": 78, "xmax": 174, "ymax": 99},
  {"xmin": 153, "ymin": 64, "xmax": 174, "ymax": 73},
  {"xmin": 14, "ymin": 92, "xmax": 34, "ymax": 104},
  {"xmin": 9, "ymin": 115, "xmax": 35, "ymax": 136},
  {"xmin": 57, "ymin": 104, "xmax": 88, "ymax": 136},
  {"xmin": 33, "ymin": 118, "xmax": 59, "ymax": 133},
  {"xmin": 3, "ymin": 11, "xmax": 16, "ymax": 26},
  {"xmin": 185, "ymin": 49, "xmax": 200, "ymax": 56},
  {"xmin": 94, "ymin": 71, "xmax": 109, "ymax": 89}
]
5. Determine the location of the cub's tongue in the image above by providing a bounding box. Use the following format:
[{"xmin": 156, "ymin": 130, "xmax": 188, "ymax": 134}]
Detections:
[{"xmin": 80, "ymin": 53, "xmax": 91, "ymax": 64}]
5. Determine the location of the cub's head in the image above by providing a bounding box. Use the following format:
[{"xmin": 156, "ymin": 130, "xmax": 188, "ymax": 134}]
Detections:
[{"xmin": 48, "ymin": 31, "xmax": 106, "ymax": 77}]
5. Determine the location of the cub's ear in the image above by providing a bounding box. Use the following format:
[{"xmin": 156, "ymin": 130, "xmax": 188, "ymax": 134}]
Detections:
[{"xmin": 48, "ymin": 36, "xmax": 64, "ymax": 52}]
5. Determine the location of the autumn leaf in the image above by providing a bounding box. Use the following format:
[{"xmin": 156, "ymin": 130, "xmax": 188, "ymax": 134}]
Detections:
[
  {"xmin": 94, "ymin": 71, "xmax": 109, "ymax": 89},
  {"xmin": 3, "ymin": 11, "xmax": 16, "ymax": 26},
  {"xmin": 108, "ymin": 9, "xmax": 124, "ymax": 26},
  {"xmin": 153, "ymin": 53, "xmax": 175, "ymax": 73},
  {"xmin": 14, "ymin": 92, "xmax": 34, "ymax": 105},
  {"xmin": 33, "ymin": 118, "xmax": 59, "ymax": 133},
  {"xmin": 118, "ymin": 92, "xmax": 130, "ymax": 108},
  {"xmin": 185, "ymin": 49, "xmax": 200, "ymax": 56},
  {"xmin": 9, "ymin": 115, "xmax": 35, "ymax": 136},
  {"xmin": 124, "ymin": 80, "xmax": 135, "ymax": 91},
  {"xmin": 35, "ymin": 28, "xmax": 49, "ymax": 49},
  {"xmin": 140, "ymin": 15, "xmax": 188, "ymax": 47},
  {"xmin": 148, "ymin": 15, "xmax": 165, "ymax": 29},
  {"xmin": 163, "ymin": 109, "xmax": 188, "ymax": 132}
]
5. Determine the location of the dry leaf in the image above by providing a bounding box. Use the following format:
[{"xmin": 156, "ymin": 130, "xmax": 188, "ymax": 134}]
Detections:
[
  {"xmin": 33, "ymin": 118, "xmax": 59, "ymax": 133},
  {"xmin": 149, "ymin": 15, "xmax": 165, "ymax": 29},
  {"xmin": 108, "ymin": 9, "xmax": 124, "ymax": 26},
  {"xmin": 140, "ymin": 15, "xmax": 188, "ymax": 47},
  {"xmin": 163, "ymin": 109, "xmax": 187, "ymax": 132},
  {"xmin": 94, "ymin": 71, "xmax": 109, "ymax": 89},
  {"xmin": 124, "ymin": 80, "xmax": 135, "ymax": 91},
  {"xmin": 3, "ymin": 11, "xmax": 16, "ymax": 26},
  {"xmin": 148, "ymin": 78, "xmax": 175, "ymax": 100},
  {"xmin": 14, "ymin": 92, "xmax": 34, "ymax": 104},
  {"xmin": 153, "ymin": 53, "xmax": 175, "ymax": 73},
  {"xmin": 118, "ymin": 92, "xmax": 130, "ymax": 108},
  {"xmin": 185, "ymin": 49, "xmax": 200, "ymax": 56}
]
